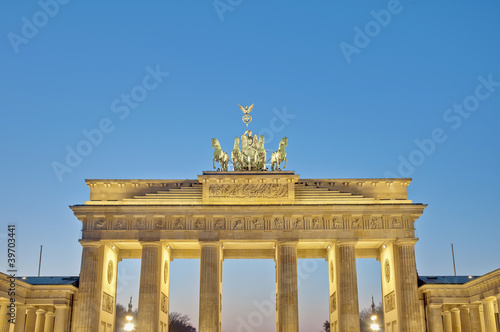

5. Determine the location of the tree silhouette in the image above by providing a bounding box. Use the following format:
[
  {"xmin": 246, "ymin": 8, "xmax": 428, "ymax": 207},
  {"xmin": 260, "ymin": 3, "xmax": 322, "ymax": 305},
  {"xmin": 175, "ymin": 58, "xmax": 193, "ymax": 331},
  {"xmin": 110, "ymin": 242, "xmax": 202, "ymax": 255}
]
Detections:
[
  {"xmin": 359, "ymin": 302, "xmax": 384, "ymax": 332},
  {"xmin": 321, "ymin": 302, "xmax": 384, "ymax": 332},
  {"xmin": 169, "ymin": 312, "xmax": 197, "ymax": 332}
]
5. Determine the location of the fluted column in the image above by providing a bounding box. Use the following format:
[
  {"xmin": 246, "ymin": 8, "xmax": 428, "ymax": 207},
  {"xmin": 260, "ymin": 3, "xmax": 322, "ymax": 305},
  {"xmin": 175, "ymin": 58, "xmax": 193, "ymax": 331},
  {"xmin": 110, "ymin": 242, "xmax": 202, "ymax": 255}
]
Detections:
[
  {"xmin": 482, "ymin": 299, "xmax": 497, "ymax": 332},
  {"xmin": 73, "ymin": 241, "xmax": 102, "ymax": 332},
  {"xmin": 459, "ymin": 306, "xmax": 472, "ymax": 332},
  {"xmin": 13, "ymin": 305, "xmax": 26, "ymax": 332},
  {"xmin": 337, "ymin": 241, "xmax": 360, "ymax": 332},
  {"xmin": 53, "ymin": 305, "xmax": 69, "ymax": 332},
  {"xmin": 44, "ymin": 312, "xmax": 55, "ymax": 332},
  {"xmin": 275, "ymin": 241, "xmax": 299, "ymax": 332},
  {"xmin": 0, "ymin": 302, "xmax": 10, "ymax": 332},
  {"xmin": 451, "ymin": 308, "xmax": 462, "ymax": 332},
  {"xmin": 25, "ymin": 307, "xmax": 36, "ymax": 332},
  {"xmin": 199, "ymin": 242, "xmax": 222, "ymax": 332},
  {"xmin": 34, "ymin": 309, "xmax": 46, "ymax": 332},
  {"xmin": 428, "ymin": 305, "xmax": 443, "ymax": 332},
  {"xmin": 396, "ymin": 239, "xmax": 422, "ymax": 332},
  {"xmin": 469, "ymin": 304, "xmax": 482, "ymax": 332},
  {"xmin": 443, "ymin": 311, "xmax": 452, "ymax": 332},
  {"xmin": 138, "ymin": 242, "xmax": 162, "ymax": 332}
]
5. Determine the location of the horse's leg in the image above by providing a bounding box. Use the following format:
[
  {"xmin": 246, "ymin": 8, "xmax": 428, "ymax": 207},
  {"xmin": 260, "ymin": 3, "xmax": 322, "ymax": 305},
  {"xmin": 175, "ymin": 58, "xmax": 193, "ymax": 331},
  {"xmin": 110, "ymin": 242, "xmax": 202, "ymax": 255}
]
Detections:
[{"xmin": 284, "ymin": 157, "xmax": 287, "ymax": 169}]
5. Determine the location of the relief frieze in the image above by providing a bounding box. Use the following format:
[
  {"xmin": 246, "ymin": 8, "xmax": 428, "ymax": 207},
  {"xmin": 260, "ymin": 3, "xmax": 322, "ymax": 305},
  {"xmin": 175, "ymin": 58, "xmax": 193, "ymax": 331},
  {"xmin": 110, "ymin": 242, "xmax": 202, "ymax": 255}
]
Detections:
[
  {"xmin": 384, "ymin": 291, "xmax": 395, "ymax": 313},
  {"xmin": 161, "ymin": 293, "xmax": 168, "ymax": 314},
  {"xmin": 195, "ymin": 218, "xmax": 206, "ymax": 230},
  {"xmin": 251, "ymin": 218, "xmax": 264, "ymax": 230},
  {"xmin": 102, "ymin": 292, "xmax": 114, "ymax": 314},
  {"xmin": 86, "ymin": 214, "xmax": 412, "ymax": 231},
  {"xmin": 332, "ymin": 217, "xmax": 343, "ymax": 229},
  {"xmin": 209, "ymin": 184, "xmax": 288, "ymax": 199}
]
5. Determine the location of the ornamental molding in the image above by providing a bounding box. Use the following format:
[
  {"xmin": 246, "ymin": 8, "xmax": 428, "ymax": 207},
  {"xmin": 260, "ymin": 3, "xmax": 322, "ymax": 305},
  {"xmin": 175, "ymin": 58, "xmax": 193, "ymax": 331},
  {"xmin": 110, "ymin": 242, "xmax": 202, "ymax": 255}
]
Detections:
[
  {"xmin": 82, "ymin": 214, "xmax": 417, "ymax": 232},
  {"xmin": 209, "ymin": 183, "xmax": 288, "ymax": 199}
]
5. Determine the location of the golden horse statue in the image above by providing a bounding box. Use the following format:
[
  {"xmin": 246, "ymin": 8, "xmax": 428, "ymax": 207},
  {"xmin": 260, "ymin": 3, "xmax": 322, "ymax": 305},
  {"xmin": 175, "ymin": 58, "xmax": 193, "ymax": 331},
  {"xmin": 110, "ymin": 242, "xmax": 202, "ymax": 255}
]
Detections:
[{"xmin": 211, "ymin": 138, "xmax": 229, "ymax": 171}]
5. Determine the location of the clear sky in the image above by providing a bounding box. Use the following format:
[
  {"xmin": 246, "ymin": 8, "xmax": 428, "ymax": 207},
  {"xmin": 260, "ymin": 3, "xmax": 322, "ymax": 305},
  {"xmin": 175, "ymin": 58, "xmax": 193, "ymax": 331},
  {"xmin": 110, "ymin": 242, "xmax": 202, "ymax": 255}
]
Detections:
[{"xmin": 1, "ymin": 1, "xmax": 500, "ymax": 331}]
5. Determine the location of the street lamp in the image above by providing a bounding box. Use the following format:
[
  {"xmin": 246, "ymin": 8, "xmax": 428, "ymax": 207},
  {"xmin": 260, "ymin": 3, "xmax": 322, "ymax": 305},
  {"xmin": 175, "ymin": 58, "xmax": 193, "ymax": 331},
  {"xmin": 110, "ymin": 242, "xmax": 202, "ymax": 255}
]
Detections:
[
  {"xmin": 370, "ymin": 296, "xmax": 380, "ymax": 331},
  {"xmin": 124, "ymin": 297, "xmax": 134, "ymax": 331}
]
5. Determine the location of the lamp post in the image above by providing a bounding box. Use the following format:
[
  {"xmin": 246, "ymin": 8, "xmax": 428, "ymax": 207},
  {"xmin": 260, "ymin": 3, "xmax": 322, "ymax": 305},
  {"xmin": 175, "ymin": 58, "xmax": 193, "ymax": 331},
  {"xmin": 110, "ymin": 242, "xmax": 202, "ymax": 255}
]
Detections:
[
  {"xmin": 124, "ymin": 297, "xmax": 134, "ymax": 331},
  {"xmin": 370, "ymin": 296, "xmax": 380, "ymax": 331}
]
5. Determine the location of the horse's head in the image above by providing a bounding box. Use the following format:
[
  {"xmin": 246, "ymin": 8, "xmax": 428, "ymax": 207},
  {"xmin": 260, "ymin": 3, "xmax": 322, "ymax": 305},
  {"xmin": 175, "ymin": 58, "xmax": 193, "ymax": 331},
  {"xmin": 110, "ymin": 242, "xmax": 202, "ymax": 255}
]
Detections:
[
  {"xmin": 234, "ymin": 137, "xmax": 240, "ymax": 148},
  {"xmin": 211, "ymin": 138, "xmax": 218, "ymax": 148},
  {"xmin": 259, "ymin": 135, "xmax": 265, "ymax": 147},
  {"xmin": 280, "ymin": 137, "xmax": 288, "ymax": 147}
]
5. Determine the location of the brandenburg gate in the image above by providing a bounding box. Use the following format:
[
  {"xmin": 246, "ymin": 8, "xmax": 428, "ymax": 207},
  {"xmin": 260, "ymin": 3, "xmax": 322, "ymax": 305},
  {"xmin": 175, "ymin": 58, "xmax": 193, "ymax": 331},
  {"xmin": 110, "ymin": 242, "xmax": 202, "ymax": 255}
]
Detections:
[{"xmin": 70, "ymin": 105, "xmax": 426, "ymax": 332}]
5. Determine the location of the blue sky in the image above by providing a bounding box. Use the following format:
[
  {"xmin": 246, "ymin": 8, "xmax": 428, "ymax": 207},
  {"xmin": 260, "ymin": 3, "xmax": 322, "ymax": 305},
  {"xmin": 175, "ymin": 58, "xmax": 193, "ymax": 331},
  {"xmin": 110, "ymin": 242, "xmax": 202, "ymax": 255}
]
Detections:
[{"xmin": 1, "ymin": 1, "xmax": 500, "ymax": 331}]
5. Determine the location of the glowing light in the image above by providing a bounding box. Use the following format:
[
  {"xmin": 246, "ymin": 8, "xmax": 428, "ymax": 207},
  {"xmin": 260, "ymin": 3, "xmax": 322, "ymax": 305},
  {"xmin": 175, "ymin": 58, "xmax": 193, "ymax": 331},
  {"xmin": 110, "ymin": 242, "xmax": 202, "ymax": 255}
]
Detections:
[
  {"xmin": 124, "ymin": 322, "xmax": 134, "ymax": 331},
  {"xmin": 371, "ymin": 315, "xmax": 377, "ymax": 321},
  {"xmin": 126, "ymin": 315, "xmax": 133, "ymax": 321},
  {"xmin": 370, "ymin": 323, "xmax": 380, "ymax": 330}
]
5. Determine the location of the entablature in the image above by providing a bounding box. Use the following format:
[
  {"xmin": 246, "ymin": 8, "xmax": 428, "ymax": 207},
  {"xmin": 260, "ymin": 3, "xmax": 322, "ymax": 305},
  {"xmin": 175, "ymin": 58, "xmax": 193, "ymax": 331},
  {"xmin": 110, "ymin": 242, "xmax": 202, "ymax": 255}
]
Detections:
[{"xmin": 81, "ymin": 173, "xmax": 415, "ymax": 205}]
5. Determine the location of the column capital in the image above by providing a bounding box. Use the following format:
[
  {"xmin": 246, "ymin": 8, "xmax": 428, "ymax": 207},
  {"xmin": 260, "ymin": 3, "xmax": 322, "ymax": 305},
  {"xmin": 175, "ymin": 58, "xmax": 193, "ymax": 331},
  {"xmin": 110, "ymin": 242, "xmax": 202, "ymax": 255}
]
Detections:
[
  {"xmin": 79, "ymin": 240, "xmax": 102, "ymax": 248},
  {"xmin": 396, "ymin": 238, "xmax": 419, "ymax": 246},
  {"xmin": 139, "ymin": 241, "xmax": 161, "ymax": 248},
  {"xmin": 36, "ymin": 308, "xmax": 47, "ymax": 315},
  {"xmin": 442, "ymin": 310, "xmax": 451, "ymax": 317},
  {"xmin": 26, "ymin": 306, "xmax": 37, "ymax": 313},
  {"xmin": 481, "ymin": 297, "xmax": 496, "ymax": 303},
  {"xmin": 276, "ymin": 240, "xmax": 298, "ymax": 247},
  {"xmin": 46, "ymin": 311, "xmax": 55, "ymax": 317},
  {"xmin": 199, "ymin": 241, "xmax": 222, "ymax": 248},
  {"xmin": 468, "ymin": 302, "xmax": 481, "ymax": 308},
  {"xmin": 428, "ymin": 304, "xmax": 443, "ymax": 309},
  {"xmin": 54, "ymin": 304, "xmax": 69, "ymax": 310},
  {"xmin": 337, "ymin": 240, "xmax": 357, "ymax": 247}
]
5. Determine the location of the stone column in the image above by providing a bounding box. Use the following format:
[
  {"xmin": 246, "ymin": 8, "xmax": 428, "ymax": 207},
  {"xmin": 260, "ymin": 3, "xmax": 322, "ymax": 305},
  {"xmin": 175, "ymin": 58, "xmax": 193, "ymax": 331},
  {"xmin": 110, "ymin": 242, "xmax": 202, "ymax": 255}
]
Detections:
[
  {"xmin": 459, "ymin": 306, "xmax": 472, "ymax": 332},
  {"xmin": 138, "ymin": 242, "xmax": 162, "ymax": 332},
  {"xmin": 44, "ymin": 312, "xmax": 55, "ymax": 332},
  {"xmin": 482, "ymin": 299, "xmax": 497, "ymax": 332},
  {"xmin": 396, "ymin": 239, "xmax": 422, "ymax": 332},
  {"xmin": 275, "ymin": 241, "xmax": 299, "ymax": 332},
  {"xmin": 451, "ymin": 308, "xmax": 462, "ymax": 332},
  {"xmin": 327, "ymin": 244, "xmax": 338, "ymax": 331},
  {"xmin": 442, "ymin": 311, "xmax": 452, "ymax": 332},
  {"xmin": 25, "ymin": 307, "xmax": 36, "ymax": 332},
  {"xmin": 53, "ymin": 305, "xmax": 69, "ymax": 332},
  {"xmin": 34, "ymin": 309, "xmax": 46, "ymax": 332},
  {"xmin": 0, "ymin": 302, "xmax": 10, "ymax": 332},
  {"xmin": 73, "ymin": 241, "xmax": 103, "ymax": 332},
  {"xmin": 427, "ymin": 305, "xmax": 443, "ymax": 332},
  {"xmin": 469, "ymin": 304, "xmax": 482, "ymax": 332},
  {"xmin": 337, "ymin": 241, "xmax": 360, "ymax": 332},
  {"xmin": 199, "ymin": 242, "xmax": 223, "ymax": 332},
  {"xmin": 13, "ymin": 305, "xmax": 26, "ymax": 332},
  {"xmin": 420, "ymin": 300, "xmax": 427, "ymax": 332}
]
